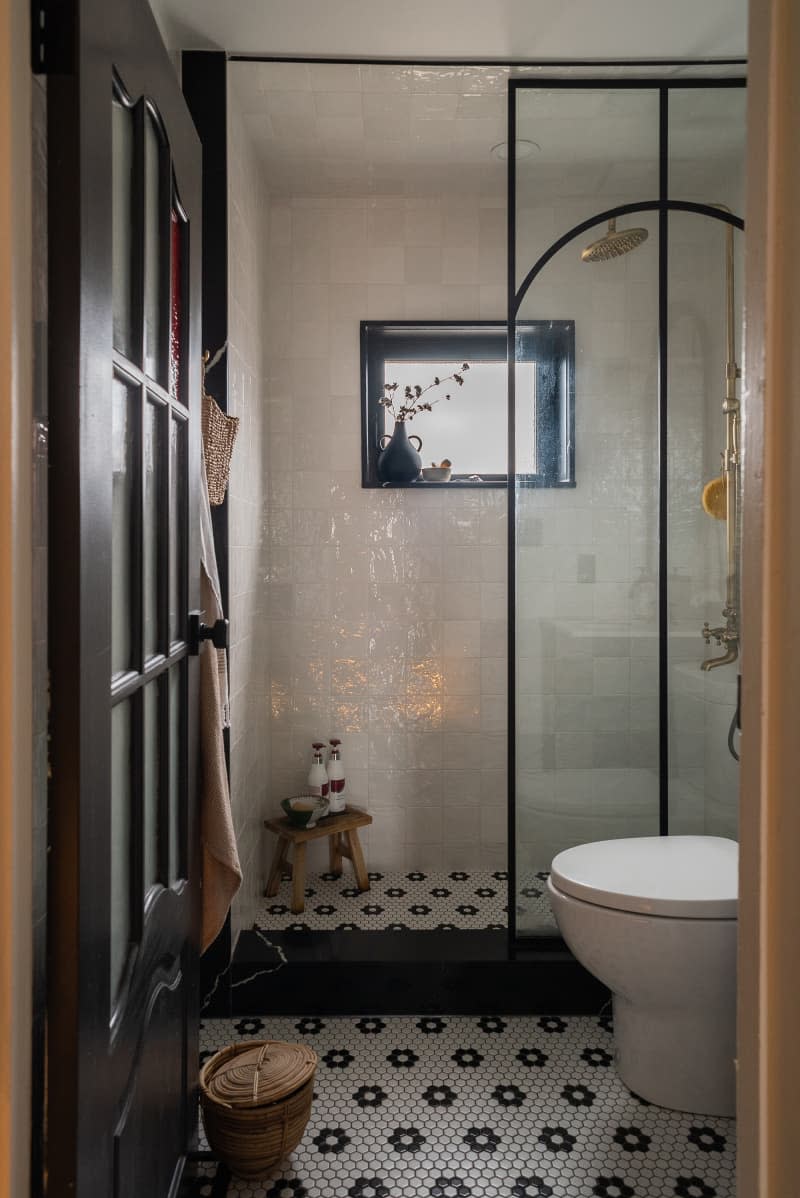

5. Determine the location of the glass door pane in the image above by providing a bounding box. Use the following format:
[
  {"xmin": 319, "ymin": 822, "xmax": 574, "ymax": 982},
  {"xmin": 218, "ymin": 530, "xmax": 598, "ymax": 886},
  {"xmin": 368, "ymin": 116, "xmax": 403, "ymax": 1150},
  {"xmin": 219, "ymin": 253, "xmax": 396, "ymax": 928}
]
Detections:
[
  {"xmin": 667, "ymin": 210, "xmax": 743, "ymax": 840},
  {"xmin": 112, "ymin": 377, "xmax": 137, "ymax": 676},
  {"xmin": 144, "ymin": 113, "xmax": 168, "ymax": 384},
  {"xmin": 512, "ymin": 85, "xmax": 661, "ymax": 937},
  {"xmin": 143, "ymin": 397, "xmax": 164, "ymax": 659},
  {"xmin": 112, "ymin": 99, "xmax": 136, "ymax": 359},
  {"xmin": 111, "ymin": 700, "xmax": 132, "ymax": 996}
]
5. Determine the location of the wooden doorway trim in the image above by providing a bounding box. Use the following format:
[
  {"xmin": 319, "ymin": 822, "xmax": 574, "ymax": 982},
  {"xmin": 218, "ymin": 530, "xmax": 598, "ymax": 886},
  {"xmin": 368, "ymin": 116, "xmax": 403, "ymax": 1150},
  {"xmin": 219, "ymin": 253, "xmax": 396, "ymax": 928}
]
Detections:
[
  {"xmin": 739, "ymin": 0, "xmax": 800, "ymax": 1193},
  {"xmin": 0, "ymin": 0, "xmax": 33, "ymax": 1195}
]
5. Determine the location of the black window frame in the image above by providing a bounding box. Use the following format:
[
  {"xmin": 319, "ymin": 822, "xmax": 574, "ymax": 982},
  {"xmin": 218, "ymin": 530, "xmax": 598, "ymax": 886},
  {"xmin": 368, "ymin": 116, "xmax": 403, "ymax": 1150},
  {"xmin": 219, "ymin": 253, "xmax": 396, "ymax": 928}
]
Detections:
[{"xmin": 360, "ymin": 319, "xmax": 575, "ymax": 488}]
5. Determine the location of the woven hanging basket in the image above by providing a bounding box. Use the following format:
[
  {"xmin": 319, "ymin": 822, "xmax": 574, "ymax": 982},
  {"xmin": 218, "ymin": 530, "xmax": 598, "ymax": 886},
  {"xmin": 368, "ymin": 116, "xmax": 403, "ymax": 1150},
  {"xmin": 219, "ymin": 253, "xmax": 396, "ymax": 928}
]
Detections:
[
  {"xmin": 201, "ymin": 350, "xmax": 239, "ymax": 506},
  {"xmin": 200, "ymin": 1040, "xmax": 317, "ymax": 1178}
]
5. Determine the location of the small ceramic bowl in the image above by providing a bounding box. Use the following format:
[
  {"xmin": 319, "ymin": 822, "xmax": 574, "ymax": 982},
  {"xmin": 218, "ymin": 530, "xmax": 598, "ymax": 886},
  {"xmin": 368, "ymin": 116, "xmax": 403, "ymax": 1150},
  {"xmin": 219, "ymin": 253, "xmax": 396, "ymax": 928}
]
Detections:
[
  {"xmin": 281, "ymin": 795, "xmax": 330, "ymax": 828},
  {"xmin": 421, "ymin": 466, "xmax": 452, "ymax": 482}
]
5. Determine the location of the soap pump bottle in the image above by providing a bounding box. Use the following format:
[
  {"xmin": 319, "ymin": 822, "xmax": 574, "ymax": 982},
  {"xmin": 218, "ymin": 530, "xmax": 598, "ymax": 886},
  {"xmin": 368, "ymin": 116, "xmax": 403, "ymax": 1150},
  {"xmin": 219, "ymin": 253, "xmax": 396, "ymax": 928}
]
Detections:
[
  {"xmin": 307, "ymin": 743, "xmax": 329, "ymax": 800},
  {"xmin": 326, "ymin": 738, "xmax": 346, "ymax": 813}
]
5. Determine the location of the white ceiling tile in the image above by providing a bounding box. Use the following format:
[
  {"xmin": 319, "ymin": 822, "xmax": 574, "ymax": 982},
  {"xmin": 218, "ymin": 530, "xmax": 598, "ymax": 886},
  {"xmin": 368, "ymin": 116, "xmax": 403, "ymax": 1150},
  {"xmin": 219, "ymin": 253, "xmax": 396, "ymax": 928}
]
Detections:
[{"xmin": 239, "ymin": 60, "xmax": 741, "ymax": 203}]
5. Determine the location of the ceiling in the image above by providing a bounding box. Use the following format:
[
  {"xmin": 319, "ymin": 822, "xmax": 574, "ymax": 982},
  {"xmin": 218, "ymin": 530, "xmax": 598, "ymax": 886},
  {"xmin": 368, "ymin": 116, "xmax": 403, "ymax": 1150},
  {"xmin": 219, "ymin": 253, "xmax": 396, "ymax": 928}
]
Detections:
[
  {"xmin": 151, "ymin": 0, "xmax": 747, "ymax": 61},
  {"xmin": 229, "ymin": 62, "xmax": 747, "ymax": 200}
]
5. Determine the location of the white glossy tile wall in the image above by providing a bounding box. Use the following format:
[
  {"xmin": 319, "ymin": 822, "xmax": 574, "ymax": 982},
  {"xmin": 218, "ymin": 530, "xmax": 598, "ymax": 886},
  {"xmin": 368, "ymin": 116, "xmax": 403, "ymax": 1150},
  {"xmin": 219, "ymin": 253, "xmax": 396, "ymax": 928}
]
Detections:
[
  {"xmin": 226, "ymin": 87, "xmax": 271, "ymax": 937},
  {"xmin": 264, "ymin": 192, "xmax": 508, "ymax": 873},
  {"xmin": 228, "ymin": 83, "xmax": 742, "ymax": 903}
]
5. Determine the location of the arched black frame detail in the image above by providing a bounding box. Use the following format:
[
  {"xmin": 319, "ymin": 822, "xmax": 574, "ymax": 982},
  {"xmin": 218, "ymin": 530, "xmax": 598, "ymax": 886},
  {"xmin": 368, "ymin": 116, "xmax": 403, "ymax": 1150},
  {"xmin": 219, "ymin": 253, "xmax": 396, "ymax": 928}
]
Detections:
[
  {"xmin": 506, "ymin": 75, "xmax": 746, "ymax": 944},
  {"xmin": 513, "ymin": 200, "xmax": 744, "ymax": 318}
]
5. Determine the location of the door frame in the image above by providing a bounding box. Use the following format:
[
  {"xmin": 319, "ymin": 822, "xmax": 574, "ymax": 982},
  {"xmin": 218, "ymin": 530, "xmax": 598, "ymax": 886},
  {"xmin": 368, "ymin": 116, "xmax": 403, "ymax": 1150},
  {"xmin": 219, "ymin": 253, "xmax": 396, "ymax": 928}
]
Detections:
[
  {"xmin": 738, "ymin": 0, "xmax": 800, "ymax": 1193},
  {"xmin": 0, "ymin": 0, "xmax": 34, "ymax": 1194}
]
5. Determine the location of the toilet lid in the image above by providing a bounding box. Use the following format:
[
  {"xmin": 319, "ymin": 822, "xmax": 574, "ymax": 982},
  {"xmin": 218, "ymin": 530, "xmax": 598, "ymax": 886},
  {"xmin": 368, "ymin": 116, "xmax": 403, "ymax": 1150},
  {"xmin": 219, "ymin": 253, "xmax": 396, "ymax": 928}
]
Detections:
[{"xmin": 549, "ymin": 835, "xmax": 738, "ymax": 919}]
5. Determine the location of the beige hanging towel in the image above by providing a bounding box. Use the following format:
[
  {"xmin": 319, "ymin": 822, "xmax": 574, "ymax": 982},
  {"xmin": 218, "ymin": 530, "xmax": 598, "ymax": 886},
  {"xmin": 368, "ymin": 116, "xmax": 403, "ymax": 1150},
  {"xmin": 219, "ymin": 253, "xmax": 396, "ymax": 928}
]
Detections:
[{"xmin": 199, "ymin": 448, "xmax": 242, "ymax": 951}]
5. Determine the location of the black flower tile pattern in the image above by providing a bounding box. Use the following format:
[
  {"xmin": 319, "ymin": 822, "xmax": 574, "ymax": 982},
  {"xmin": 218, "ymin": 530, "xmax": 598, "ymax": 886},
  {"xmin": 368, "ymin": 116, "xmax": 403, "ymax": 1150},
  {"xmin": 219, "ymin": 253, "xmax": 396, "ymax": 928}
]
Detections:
[
  {"xmin": 688, "ymin": 1126, "xmax": 727, "ymax": 1153},
  {"xmin": 430, "ymin": 1177, "xmax": 471, "ymax": 1197},
  {"xmin": 477, "ymin": 1015, "xmax": 507, "ymax": 1034},
  {"xmin": 356, "ymin": 1017, "xmax": 386, "ymax": 1035},
  {"xmin": 255, "ymin": 869, "xmax": 554, "ymax": 931},
  {"xmin": 232, "ymin": 1016, "xmax": 265, "ymax": 1036},
  {"xmin": 462, "ymin": 1126, "xmax": 501, "ymax": 1153},
  {"xmin": 511, "ymin": 1178, "xmax": 554, "ymax": 1197},
  {"xmin": 197, "ymin": 1013, "xmax": 735, "ymax": 1198},
  {"xmin": 417, "ymin": 1016, "xmax": 447, "ymax": 1035},
  {"xmin": 312, "ymin": 1126, "xmax": 351, "ymax": 1154},
  {"xmin": 613, "ymin": 1125, "xmax": 652, "ymax": 1153},
  {"xmin": 348, "ymin": 1180, "xmax": 390, "ymax": 1198},
  {"xmin": 388, "ymin": 1126, "xmax": 426, "ymax": 1153},
  {"xmin": 581, "ymin": 1046, "xmax": 614, "ymax": 1067},
  {"xmin": 353, "ymin": 1084, "xmax": 387, "ymax": 1108},
  {"xmin": 561, "ymin": 1082, "xmax": 596, "ymax": 1107},
  {"xmin": 491, "ymin": 1083, "xmax": 526, "ymax": 1107}
]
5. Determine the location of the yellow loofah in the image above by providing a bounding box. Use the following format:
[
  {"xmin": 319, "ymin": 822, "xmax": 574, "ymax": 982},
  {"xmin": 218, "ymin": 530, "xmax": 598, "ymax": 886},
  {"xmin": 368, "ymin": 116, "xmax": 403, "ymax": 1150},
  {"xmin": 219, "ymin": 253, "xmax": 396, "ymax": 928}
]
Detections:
[{"xmin": 702, "ymin": 476, "xmax": 727, "ymax": 520}]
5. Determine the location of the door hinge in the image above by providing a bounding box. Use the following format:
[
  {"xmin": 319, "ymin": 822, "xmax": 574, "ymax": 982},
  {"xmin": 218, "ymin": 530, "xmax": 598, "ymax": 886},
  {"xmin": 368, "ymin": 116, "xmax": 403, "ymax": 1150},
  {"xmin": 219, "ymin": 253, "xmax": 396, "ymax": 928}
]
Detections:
[{"xmin": 31, "ymin": 0, "xmax": 75, "ymax": 75}]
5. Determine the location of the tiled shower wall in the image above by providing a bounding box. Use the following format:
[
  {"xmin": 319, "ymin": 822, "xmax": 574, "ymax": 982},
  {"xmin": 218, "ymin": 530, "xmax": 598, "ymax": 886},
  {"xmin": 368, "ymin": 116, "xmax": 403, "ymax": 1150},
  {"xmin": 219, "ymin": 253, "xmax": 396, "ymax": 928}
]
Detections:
[
  {"xmin": 254, "ymin": 189, "xmax": 739, "ymax": 885},
  {"xmin": 263, "ymin": 194, "xmax": 509, "ymax": 873},
  {"xmin": 225, "ymin": 91, "xmax": 271, "ymax": 936},
  {"xmin": 513, "ymin": 194, "xmax": 741, "ymax": 886}
]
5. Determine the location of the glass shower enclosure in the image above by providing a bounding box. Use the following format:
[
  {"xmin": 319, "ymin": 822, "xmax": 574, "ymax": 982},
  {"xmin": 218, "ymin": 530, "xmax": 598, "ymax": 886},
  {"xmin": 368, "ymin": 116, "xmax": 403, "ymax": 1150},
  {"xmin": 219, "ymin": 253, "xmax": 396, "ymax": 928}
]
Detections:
[{"xmin": 508, "ymin": 72, "xmax": 746, "ymax": 939}]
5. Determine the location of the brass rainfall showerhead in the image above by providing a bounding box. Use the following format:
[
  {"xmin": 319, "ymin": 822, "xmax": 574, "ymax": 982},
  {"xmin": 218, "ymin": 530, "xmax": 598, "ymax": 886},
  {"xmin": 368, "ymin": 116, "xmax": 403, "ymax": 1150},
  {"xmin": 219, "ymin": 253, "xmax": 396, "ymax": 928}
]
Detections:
[{"xmin": 581, "ymin": 218, "xmax": 649, "ymax": 262}]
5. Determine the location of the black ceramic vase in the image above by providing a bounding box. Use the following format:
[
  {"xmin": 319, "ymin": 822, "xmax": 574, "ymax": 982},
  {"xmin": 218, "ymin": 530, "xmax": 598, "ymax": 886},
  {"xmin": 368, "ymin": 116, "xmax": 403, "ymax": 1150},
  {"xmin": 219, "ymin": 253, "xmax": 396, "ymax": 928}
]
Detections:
[{"xmin": 377, "ymin": 420, "xmax": 423, "ymax": 484}]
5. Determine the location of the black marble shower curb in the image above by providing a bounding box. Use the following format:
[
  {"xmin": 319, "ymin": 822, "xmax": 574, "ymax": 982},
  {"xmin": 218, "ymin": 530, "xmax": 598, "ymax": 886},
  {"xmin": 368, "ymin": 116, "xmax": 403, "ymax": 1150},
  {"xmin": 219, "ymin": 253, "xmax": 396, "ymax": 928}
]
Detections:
[{"xmin": 224, "ymin": 929, "xmax": 608, "ymax": 1017}]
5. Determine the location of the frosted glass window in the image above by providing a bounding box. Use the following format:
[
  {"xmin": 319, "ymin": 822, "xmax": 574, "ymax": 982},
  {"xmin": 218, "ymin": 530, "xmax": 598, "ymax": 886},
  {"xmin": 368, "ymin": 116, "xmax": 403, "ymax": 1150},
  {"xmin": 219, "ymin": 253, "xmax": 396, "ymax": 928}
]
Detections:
[
  {"xmin": 361, "ymin": 321, "xmax": 574, "ymax": 487},
  {"xmin": 383, "ymin": 359, "xmax": 536, "ymax": 476}
]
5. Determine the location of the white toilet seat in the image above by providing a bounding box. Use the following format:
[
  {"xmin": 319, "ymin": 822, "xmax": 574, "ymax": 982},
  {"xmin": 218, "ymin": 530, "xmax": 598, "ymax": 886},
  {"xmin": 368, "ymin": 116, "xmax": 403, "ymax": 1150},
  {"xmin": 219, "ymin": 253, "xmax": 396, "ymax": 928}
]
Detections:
[{"xmin": 550, "ymin": 834, "xmax": 737, "ymax": 919}]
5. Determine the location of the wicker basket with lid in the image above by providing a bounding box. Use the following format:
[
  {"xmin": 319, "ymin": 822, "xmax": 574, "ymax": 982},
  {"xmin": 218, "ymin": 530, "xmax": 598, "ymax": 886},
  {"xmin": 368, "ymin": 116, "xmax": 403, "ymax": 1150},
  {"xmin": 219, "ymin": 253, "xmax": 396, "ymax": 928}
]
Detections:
[{"xmin": 200, "ymin": 1040, "xmax": 317, "ymax": 1178}]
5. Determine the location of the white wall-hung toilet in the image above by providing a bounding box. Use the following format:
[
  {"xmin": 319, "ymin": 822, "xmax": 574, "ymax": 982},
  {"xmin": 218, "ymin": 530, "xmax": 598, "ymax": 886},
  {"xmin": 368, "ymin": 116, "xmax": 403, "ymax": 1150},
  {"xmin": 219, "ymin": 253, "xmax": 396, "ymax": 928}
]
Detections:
[{"xmin": 548, "ymin": 835, "xmax": 737, "ymax": 1117}]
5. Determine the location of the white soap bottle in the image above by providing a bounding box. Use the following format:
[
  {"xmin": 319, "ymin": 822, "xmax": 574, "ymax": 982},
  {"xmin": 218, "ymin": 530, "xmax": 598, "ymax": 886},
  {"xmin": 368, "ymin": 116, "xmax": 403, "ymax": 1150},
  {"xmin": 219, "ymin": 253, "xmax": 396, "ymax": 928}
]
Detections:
[
  {"xmin": 307, "ymin": 742, "xmax": 329, "ymax": 800},
  {"xmin": 326, "ymin": 738, "xmax": 346, "ymax": 813}
]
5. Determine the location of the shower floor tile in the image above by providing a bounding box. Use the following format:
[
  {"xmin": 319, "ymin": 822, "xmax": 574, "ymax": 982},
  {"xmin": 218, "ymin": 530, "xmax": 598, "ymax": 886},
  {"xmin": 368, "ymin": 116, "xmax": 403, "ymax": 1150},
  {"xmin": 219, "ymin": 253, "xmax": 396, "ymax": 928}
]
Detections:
[
  {"xmin": 189, "ymin": 1013, "xmax": 735, "ymax": 1198},
  {"xmin": 255, "ymin": 869, "xmax": 554, "ymax": 933}
]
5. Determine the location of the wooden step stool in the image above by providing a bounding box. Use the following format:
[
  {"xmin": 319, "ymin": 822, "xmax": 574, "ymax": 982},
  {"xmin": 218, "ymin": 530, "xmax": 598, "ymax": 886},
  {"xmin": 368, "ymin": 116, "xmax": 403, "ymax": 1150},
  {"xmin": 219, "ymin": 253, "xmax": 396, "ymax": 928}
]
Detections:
[{"xmin": 263, "ymin": 804, "xmax": 373, "ymax": 915}]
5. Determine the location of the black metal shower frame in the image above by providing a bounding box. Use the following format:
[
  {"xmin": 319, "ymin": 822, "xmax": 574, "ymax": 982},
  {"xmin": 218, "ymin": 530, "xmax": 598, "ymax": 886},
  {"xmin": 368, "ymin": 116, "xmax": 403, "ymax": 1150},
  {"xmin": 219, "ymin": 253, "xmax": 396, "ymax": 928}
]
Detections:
[{"xmin": 506, "ymin": 75, "xmax": 746, "ymax": 944}]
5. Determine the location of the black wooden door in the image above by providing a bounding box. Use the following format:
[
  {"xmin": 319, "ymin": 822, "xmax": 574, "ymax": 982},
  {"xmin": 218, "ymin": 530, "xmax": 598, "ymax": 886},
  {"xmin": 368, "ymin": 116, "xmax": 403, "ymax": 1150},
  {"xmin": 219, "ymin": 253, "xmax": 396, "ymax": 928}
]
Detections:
[{"xmin": 47, "ymin": 3, "xmax": 203, "ymax": 1195}]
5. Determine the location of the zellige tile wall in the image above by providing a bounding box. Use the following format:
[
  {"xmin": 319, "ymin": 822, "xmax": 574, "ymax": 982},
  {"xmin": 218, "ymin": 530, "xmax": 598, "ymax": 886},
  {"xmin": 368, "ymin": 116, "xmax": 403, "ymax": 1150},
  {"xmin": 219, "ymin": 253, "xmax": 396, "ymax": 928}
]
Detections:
[
  {"xmin": 264, "ymin": 193, "xmax": 508, "ymax": 874},
  {"xmin": 226, "ymin": 87, "xmax": 271, "ymax": 936}
]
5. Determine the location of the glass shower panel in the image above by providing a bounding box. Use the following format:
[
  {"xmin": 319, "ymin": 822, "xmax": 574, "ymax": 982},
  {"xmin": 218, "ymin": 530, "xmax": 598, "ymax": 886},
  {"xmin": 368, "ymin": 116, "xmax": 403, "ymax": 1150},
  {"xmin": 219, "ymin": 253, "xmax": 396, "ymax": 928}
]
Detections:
[
  {"xmin": 667, "ymin": 210, "xmax": 743, "ymax": 841},
  {"xmin": 513, "ymin": 85, "xmax": 662, "ymax": 936},
  {"xmin": 668, "ymin": 87, "xmax": 747, "ymax": 213},
  {"xmin": 514, "ymin": 88, "xmax": 660, "ymax": 285},
  {"xmin": 513, "ymin": 222, "xmax": 661, "ymax": 935}
]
